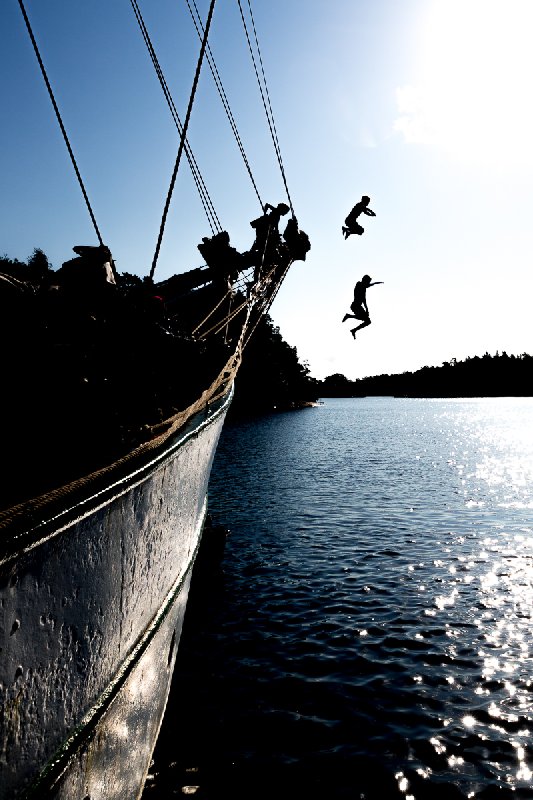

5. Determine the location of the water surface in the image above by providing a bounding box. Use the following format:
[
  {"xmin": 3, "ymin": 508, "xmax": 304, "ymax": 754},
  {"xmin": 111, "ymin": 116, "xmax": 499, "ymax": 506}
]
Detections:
[{"xmin": 144, "ymin": 397, "xmax": 533, "ymax": 799}]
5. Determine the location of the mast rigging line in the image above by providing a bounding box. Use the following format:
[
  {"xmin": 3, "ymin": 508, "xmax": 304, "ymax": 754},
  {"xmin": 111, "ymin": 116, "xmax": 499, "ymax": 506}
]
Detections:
[
  {"xmin": 185, "ymin": 0, "xmax": 264, "ymax": 211},
  {"xmin": 237, "ymin": 0, "xmax": 295, "ymax": 217},
  {"xmin": 242, "ymin": 259, "xmax": 293, "ymax": 351},
  {"xmin": 150, "ymin": 0, "xmax": 217, "ymax": 281},
  {"xmin": 17, "ymin": 0, "xmax": 104, "ymax": 246},
  {"xmin": 130, "ymin": 0, "xmax": 222, "ymax": 236}
]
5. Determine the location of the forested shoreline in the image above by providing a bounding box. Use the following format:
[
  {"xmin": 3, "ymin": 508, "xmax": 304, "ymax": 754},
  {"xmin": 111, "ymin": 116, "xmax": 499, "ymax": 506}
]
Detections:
[{"xmin": 321, "ymin": 353, "xmax": 533, "ymax": 398}]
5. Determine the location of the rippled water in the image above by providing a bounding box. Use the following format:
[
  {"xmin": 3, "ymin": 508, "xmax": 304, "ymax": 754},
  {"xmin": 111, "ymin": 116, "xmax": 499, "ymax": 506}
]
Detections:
[{"xmin": 144, "ymin": 397, "xmax": 533, "ymax": 799}]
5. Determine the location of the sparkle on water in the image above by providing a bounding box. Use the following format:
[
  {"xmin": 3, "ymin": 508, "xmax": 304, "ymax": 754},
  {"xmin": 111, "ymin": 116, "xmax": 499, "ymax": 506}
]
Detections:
[{"xmin": 147, "ymin": 397, "xmax": 533, "ymax": 799}]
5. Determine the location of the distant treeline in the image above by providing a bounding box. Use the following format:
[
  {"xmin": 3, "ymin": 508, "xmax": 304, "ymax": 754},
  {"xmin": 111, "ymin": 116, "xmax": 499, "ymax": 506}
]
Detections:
[
  {"xmin": 0, "ymin": 248, "xmax": 51, "ymax": 281},
  {"xmin": 321, "ymin": 353, "xmax": 533, "ymax": 398}
]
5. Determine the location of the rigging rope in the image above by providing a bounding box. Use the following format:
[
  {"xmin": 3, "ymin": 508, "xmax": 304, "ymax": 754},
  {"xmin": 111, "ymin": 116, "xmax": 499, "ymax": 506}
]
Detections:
[
  {"xmin": 191, "ymin": 285, "xmax": 233, "ymax": 336},
  {"xmin": 241, "ymin": 257, "xmax": 293, "ymax": 350},
  {"xmin": 194, "ymin": 253, "xmax": 288, "ymax": 342},
  {"xmin": 130, "ymin": 0, "xmax": 222, "ymax": 235},
  {"xmin": 150, "ymin": 0, "xmax": 217, "ymax": 281},
  {"xmin": 17, "ymin": 0, "xmax": 104, "ymax": 246},
  {"xmin": 185, "ymin": 0, "xmax": 264, "ymax": 210},
  {"xmin": 237, "ymin": 0, "xmax": 295, "ymax": 216}
]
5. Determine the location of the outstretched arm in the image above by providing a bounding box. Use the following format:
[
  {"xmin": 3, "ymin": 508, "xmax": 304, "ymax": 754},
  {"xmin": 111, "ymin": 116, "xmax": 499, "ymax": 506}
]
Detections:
[
  {"xmin": 370, "ymin": 281, "xmax": 383, "ymax": 286},
  {"xmin": 363, "ymin": 208, "xmax": 376, "ymax": 216}
]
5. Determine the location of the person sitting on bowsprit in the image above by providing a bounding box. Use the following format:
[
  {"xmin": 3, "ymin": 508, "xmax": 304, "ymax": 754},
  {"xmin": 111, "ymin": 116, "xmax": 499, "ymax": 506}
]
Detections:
[
  {"xmin": 249, "ymin": 202, "xmax": 290, "ymax": 280},
  {"xmin": 197, "ymin": 230, "xmax": 244, "ymax": 289},
  {"xmin": 282, "ymin": 215, "xmax": 311, "ymax": 262}
]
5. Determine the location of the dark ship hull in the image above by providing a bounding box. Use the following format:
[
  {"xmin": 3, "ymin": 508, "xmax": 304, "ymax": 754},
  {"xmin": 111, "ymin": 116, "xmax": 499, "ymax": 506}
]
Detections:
[
  {"xmin": 0, "ymin": 227, "xmax": 312, "ymax": 800},
  {"xmin": 0, "ymin": 382, "xmax": 232, "ymax": 799},
  {"xmin": 2, "ymin": 5, "xmax": 311, "ymax": 793}
]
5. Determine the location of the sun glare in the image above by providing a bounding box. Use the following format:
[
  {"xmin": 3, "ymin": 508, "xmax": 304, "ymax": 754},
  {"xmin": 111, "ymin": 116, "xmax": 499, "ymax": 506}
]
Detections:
[{"xmin": 394, "ymin": 0, "xmax": 533, "ymax": 169}]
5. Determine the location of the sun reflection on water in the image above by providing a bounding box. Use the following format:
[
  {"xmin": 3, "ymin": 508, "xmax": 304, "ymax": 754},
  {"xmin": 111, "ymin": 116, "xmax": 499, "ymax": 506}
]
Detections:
[
  {"xmin": 422, "ymin": 401, "xmax": 533, "ymax": 793},
  {"xmin": 445, "ymin": 400, "xmax": 533, "ymax": 511}
]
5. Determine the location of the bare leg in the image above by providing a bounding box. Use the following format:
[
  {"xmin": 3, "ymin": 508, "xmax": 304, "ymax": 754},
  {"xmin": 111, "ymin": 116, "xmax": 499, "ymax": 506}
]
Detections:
[
  {"xmin": 342, "ymin": 313, "xmax": 357, "ymax": 322},
  {"xmin": 350, "ymin": 318, "xmax": 371, "ymax": 338}
]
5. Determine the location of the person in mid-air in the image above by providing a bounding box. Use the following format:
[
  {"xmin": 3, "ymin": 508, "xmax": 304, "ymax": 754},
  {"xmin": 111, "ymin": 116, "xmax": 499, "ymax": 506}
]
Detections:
[
  {"xmin": 342, "ymin": 274, "xmax": 383, "ymax": 339},
  {"xmin": 342, "ymin": 195, "xmax": 376, "ymax": 239}
]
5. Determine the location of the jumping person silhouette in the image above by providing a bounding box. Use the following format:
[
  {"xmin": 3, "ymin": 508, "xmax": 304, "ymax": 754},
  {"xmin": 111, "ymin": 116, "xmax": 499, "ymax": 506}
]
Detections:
[
  {"xmin": 342, "ymin": 274, "xmax": 383, "ymax": 338},
  {"xmin": 342, "ymin": 195, "xmax": 376, "ymax": 239}
]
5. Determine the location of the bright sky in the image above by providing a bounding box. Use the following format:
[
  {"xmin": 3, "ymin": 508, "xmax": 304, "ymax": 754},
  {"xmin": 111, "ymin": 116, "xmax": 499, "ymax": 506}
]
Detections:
[{"xmin": 2, "ymin": 0, "xmax": 533, "ymax": 381}]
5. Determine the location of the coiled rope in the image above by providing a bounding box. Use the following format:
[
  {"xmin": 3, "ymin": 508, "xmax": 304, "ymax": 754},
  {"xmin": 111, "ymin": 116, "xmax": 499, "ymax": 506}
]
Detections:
[
  {"xmin": 150, "ymin": 0, "xmax": 217, "ymax": 281},
  {"xmin": 17, "ymin": 0, "xmax": 104, "ymax": 246},
  {"xmin": 130, "ymin": 0, "xmax": 222, "ymax": 236}
]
